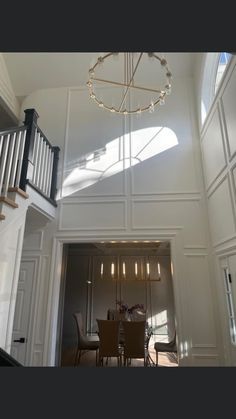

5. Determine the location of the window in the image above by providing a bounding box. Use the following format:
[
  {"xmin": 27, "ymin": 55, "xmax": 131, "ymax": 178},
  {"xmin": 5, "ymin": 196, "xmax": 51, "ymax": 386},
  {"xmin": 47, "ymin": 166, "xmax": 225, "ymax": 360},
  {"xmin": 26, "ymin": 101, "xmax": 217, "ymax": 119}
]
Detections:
[
  {"xmin": 223, "ymin": 268, "xmax": 236, "ymax": 345},
  {"xmin": 214, "ymin": 53, "xmax": 232, "ymax": 93},
  {"xmin": 201, "ymin": 52, "xmax": 232, "ymax": 126}
]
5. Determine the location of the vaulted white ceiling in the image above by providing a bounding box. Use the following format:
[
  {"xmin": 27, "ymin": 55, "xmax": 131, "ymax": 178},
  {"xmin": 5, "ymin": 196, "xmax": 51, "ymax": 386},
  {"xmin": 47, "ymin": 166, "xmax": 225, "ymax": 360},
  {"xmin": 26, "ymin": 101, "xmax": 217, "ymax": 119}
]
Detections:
[{"xmin": 3, "ymin": 52, "xmax": 201, "ymax": 97}]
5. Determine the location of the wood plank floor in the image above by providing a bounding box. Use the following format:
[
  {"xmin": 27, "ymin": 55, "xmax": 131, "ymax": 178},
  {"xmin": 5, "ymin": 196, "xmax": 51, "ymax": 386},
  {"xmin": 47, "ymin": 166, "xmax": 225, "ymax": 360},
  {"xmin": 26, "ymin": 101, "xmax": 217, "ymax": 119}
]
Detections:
[{"xmin": 61, "ymin": 335, "xmax": 178, "ymax": 367}]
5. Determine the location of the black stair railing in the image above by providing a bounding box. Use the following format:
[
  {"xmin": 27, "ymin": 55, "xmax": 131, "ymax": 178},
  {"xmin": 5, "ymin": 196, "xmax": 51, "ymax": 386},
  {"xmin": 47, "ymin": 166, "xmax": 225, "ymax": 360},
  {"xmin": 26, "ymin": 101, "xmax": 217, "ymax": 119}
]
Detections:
[
  {"xmin": 0, "ymin": 108, "xmax": 60, "ymax": 206},
  {"xmin": 19, "ymin": 108, "xmax": 60, "ymax": 206}
]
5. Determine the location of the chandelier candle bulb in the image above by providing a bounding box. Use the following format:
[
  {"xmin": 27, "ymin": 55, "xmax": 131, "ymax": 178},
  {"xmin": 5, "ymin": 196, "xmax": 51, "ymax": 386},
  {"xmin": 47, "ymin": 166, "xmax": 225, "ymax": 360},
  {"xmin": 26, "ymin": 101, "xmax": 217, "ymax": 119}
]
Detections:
[
  {"xmin": 111, "ymin": 263, "xmax": 115, "ymax": 277},
  {"xmin": 122, "ymin": 262, "xmax": 126, "ymax": 277}
]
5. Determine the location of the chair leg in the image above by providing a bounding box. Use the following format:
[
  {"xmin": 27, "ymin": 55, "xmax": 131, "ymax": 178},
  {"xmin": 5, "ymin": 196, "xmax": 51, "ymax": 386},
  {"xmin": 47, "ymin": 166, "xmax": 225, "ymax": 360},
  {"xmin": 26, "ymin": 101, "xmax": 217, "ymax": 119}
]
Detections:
[
  {"xmin": 156, "ymin": 351, "xmax": 158, "ymax": 366},
  {"xmin": 98, "ymin": 356, "xmax": 103, "ymax": 366},
  {"xmin": 77, "ymin": 350, "xmax": 82, "ymax": 365},
  {"xmin": 74, "ymin": 347, "xmax": 79, "ymax": 366}
]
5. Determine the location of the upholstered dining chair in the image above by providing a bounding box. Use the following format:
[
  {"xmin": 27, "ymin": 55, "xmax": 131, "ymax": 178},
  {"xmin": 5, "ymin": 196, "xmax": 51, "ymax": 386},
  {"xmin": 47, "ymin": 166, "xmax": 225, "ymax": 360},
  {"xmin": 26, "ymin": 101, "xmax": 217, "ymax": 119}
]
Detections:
[
  {"xmin": 154, "ymin": 331, "xmax": 177, "ymax": 366},
  {"xmin": 73, "ymin": 312, "xmax": 100, "ymax": 366},
  {"xmin": 122, "ymin": 320, "xmax": 149, "ymax": 367},
  {"xmin": 96, "ymin": 319, "xmax": 122, "ymax": 366}
]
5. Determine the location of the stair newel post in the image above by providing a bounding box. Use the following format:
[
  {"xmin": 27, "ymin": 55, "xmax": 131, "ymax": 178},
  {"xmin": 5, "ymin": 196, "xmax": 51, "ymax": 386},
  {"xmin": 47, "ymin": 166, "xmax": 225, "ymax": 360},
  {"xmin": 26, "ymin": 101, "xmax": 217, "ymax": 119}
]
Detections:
[
  {"xmin": 50, "ymin": 146, "xmax": 60, "ymax": 201},
  {"xmin": 19, "ymin": 108, "xmax": 39, "ymax": 191}
]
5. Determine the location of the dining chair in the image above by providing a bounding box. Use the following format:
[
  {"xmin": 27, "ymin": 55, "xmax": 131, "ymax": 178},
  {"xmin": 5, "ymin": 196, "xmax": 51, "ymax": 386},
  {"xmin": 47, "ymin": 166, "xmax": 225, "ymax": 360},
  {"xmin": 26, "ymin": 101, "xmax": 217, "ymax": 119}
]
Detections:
[
  {"xmin": 107, "ymin": 308, "xmax": 127, "ymax": 321},
  {"xmin": 73, "ymin": 312, "xmax": 100, "ymax": 366},
  {"xmin": 96, "ymin": 319, "xmax": 122, "ymax": 366},
  {"xmin": 107, "ymin": 308, "xmax": 120, "ymax": 320},
  {"xmin": 122, "ymin": 320, "xmax": 149, "ymax": 367},
  {"xmin": 154, "ymin": 331, "xmax": 177, "ymax": 366}
]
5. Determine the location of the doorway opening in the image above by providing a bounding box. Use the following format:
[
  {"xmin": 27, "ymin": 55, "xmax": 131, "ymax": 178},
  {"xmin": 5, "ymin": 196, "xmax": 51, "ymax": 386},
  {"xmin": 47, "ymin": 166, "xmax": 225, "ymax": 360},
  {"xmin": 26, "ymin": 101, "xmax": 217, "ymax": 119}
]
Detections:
[{"xmin": 59, "ymin": 240, "xmax": 178, "ymax": 367}]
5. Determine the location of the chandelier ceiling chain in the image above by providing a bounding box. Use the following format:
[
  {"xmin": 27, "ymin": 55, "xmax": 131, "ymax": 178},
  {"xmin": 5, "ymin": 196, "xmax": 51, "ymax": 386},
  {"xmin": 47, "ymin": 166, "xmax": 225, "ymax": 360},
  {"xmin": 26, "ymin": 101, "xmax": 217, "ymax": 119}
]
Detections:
[{"xmin": 87, "ymin": 52, "xmax": 172, "ymax": 115}]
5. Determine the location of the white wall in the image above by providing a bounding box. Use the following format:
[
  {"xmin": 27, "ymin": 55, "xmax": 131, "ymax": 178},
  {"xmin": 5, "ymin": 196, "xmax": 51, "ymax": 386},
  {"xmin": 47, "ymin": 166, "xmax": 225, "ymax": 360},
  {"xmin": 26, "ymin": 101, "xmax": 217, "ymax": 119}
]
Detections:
[
  {"xmin": 0, "ymin": 204, "xmax": 27, "ymax": 352},
  {"xmin": 198, "ymin": 56, "xmax": 236, "ymax": 365},
  {"xmin": 0, "ymin": 187, "xmax": 56, "ymax": 357},
  {"xmin": 0, "ymin": 53, "xmax": 20, "ymax": 119},
  {"xmin": 18, "ymin": 218, "xmax": 56, "ymax": 366},
  {"xmin": 19, "ymin": 73, "xmax": 220, "ymax": 366}
]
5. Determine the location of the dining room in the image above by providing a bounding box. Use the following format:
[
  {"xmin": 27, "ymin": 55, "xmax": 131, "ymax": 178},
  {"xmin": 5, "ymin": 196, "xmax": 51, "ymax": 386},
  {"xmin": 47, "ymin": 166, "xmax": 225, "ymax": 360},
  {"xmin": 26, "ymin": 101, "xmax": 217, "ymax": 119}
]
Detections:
[{"xmin": 59, "ymin": 240, "xmax": 178, "ymax": 367}]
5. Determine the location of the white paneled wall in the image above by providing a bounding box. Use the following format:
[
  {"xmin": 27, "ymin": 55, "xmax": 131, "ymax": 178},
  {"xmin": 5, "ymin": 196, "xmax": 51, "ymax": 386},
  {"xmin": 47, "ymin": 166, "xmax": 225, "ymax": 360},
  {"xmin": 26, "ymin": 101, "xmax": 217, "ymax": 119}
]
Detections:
[
  {"xmin": 19, "ymin": 228, "xmax": 52, "ymax": 366},
  {"xmin": 208, "ymin": 177, "xmax": 236, "ymax": 245},
  {"xmin": 200, "ymin": 56, "xmax": 236, "ymax": 365},
  {"xmin": 0, "ymin": 213, "xmax": 26, "ymax": 352},
  {"xmin": 201, "ymin": 107, "xmax": 226, "ymax": 189}
]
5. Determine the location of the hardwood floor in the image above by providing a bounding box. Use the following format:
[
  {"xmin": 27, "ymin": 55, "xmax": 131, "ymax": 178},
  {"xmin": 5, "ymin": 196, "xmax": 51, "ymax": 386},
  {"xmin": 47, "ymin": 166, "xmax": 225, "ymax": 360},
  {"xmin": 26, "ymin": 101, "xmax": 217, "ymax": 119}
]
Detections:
[{"xmin": 61, "ymin": 335, "xmax": 178, "ymax": 367}]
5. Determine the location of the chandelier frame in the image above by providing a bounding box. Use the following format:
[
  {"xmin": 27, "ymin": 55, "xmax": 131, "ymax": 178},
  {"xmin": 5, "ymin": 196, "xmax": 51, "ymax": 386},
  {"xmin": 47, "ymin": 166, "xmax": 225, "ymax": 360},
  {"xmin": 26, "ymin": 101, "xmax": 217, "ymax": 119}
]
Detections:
[{"xmin": 87, "ymin": 52, "xmax": 172, "ymax": 115}]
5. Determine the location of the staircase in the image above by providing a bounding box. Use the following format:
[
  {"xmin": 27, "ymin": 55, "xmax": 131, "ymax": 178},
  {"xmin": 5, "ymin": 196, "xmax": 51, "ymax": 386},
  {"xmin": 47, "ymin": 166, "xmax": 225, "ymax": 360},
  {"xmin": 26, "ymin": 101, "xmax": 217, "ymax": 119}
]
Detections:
[{"xmin": 0, "ymin": 108, "xmax": 60, "ymax": 224}]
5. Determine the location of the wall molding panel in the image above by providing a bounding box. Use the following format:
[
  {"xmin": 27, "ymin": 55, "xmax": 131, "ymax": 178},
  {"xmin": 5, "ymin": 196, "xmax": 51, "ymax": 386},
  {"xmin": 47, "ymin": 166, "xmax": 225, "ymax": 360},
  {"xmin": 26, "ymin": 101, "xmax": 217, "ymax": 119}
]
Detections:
[
  {"xmin": 59, "ymin": 200, "xmax": 127, "ymax": 231},
  {"xmin": 201, "ymin": 105, "xmax": 227, "ymax": 190},
  {"xmin": 32, "ymin": 350, "xmax": 43, "ymax": 367},
  {"xmin": 192, "ymin": 343, "xmax": 217, "ymax": 349},
  {"xmin": 23, "ymin": 231, "xmax": 44, "ymax": 252},
  {"xmin": 221, "ymin": 69, "xmax": 236, "ymax": 160},
  {"xmin": 131, "ymin": 199, "xmax": 207, "ymax": 247},
  {"xmin": 191, "ymin": 354, "xmax": 219, "ymax": 366},
  {"xmin": 34, "ymin": 256, "xmax": 49, "ymax": 347},
  {"xmin": 208, "ymin": 176, "xmax": 236, "ymax": 246},
  {"xmin": 183, "ymin": 254, "xmax": 217, "ymax": 349}
]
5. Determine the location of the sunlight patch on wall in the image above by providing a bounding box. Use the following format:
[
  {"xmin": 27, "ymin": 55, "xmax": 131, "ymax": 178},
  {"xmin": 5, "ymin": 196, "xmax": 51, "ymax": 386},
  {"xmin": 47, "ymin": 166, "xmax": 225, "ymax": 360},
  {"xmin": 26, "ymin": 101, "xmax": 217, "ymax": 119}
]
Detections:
[
  {"xmin": 148, "ymin": 309, "xmax": 168, "ymax": 335},
  {"xmin": 60, "ymin": 126, "xmax": 178, "ymax": 198}
]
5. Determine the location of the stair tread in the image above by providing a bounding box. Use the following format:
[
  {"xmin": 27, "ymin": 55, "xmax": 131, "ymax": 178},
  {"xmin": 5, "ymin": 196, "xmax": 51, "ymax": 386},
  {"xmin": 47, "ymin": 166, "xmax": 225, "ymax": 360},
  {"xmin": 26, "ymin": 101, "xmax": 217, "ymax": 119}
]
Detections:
[
  {"xmin": 8, "ymin": 187, "xmax": 29, "ymax": 199},
  {"xmin": 0, "ymin": 196, "xmax": 19, "ymax": 208}
]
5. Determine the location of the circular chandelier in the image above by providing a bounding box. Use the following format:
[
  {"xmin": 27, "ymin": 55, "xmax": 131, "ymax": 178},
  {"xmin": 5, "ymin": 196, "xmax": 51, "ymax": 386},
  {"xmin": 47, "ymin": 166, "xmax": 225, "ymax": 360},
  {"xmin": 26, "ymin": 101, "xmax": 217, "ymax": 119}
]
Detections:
[{"xmin": 87, "ymin": 52, "xmax": 172, "ymax": 115}]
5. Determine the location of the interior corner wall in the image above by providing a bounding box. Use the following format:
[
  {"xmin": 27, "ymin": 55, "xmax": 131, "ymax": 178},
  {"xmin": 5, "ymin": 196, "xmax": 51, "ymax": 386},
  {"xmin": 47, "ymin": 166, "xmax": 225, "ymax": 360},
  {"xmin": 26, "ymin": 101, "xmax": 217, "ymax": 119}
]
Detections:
[
  {"xmin": 20, "ymin": 75, "xmax": 220, "ymax": 366},
  {"xmin": 0, "ymin": 54, "xmax": 20, "ymax": 120}
]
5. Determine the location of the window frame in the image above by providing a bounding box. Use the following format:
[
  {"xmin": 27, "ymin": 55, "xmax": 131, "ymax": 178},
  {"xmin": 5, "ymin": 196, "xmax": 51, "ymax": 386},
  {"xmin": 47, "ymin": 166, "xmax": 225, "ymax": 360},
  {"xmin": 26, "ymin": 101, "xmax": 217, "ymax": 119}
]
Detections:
[{"xmin": 223, "ymin": 267, "xmax": 236, "ymax": 346}]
